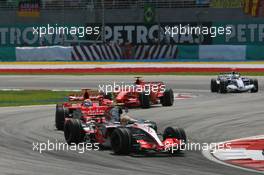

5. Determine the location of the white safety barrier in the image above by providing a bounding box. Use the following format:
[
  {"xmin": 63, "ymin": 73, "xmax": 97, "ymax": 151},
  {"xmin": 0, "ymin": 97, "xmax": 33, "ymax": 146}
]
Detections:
[
  {"xmin": 16, "ymin": 46, "xmax": 73, "ymax": 61},
  {"xmin": 199, "ymin": 45, "xmax": 246, "ymax": 61}
]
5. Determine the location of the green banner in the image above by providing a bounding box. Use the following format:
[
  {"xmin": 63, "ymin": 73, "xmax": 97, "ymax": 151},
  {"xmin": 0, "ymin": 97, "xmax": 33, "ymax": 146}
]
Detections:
[
  {"xmin": 246, "ymin": 45, "xmax": 264, "ymax": 60},
  {"xmin": 211, "ymin": 0, "xmax": 243, "ymax": 8},
  {"xmin": 144, "ymin": 5, "xmax": 155, "ymax": 24},
  {"xmin": 0, "ymin": 47, "xmax": 16, "ymax": 61},
  {"xmin": 177, "ymin": 45, "xmax": 199, "ymax": 59}
]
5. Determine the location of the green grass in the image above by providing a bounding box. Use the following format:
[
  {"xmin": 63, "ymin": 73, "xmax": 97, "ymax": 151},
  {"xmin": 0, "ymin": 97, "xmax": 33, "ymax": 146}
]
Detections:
[{"xmin": 0, "ymin": 90, "xmax": 74, "ymax": 107}]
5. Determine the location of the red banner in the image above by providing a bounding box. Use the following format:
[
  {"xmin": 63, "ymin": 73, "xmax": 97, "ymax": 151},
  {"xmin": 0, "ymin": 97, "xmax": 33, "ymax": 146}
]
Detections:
[
  {"xmin": 243, "ymin": 0, "xmax": 263, "ymax": 17},
  {"xmin": 259, "ymin": 0, "xmax": 264, "ymax": 16},
  {"xmin": 17, "ymin": 0, "xmax": 40, "ymax": 17}
]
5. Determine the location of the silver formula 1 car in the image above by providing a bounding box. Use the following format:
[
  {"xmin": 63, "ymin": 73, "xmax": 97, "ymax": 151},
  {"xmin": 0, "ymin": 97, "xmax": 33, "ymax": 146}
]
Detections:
[
  {"xmin": 211, "ymin": 72, "xmax": 258, "ymax": 93},
  {"xmin": 64, "ymin": 107, "xmax": 187, "ymax": 155}
]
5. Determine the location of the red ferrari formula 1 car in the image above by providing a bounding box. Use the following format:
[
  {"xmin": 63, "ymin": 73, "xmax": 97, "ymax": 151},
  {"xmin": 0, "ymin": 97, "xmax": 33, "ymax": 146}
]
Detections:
[
  {"xmin": 67, "ymin": 89, "xmax": 112, "ymax": 104},
  {"xmin": 106, "ymin": 77, "xmax": 174, "ymax": 108},
  {"xmin": 64, "ymin": 110, "xmax": 187, "ymax": 155},
  {"xmin": 55, "ymin": 90, "xmax": 113, "ymax": 130}
]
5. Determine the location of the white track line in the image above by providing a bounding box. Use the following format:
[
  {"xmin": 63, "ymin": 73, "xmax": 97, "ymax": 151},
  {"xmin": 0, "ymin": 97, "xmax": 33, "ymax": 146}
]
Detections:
[{"xmin": 202, "ymin": 135, "xmax": 264, "ymax": 174}]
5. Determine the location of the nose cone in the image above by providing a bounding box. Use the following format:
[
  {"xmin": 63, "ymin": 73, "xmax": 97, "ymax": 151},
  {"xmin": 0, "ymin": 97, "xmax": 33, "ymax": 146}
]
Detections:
[
  {"xmin": 236, "ymin": 79, "xmax": 244, "ymax": 88},
  {"xmin": 116, "ymin": 91, "xmax": 127, "ymax": 102}
]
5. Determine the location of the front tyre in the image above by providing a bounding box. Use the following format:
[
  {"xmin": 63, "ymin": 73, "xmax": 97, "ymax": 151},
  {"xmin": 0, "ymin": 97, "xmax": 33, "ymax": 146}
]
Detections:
[
  {"xmin": 219, "ymin": 80, "xmax": 227, "ymax": 93},
  {"xmin": 163, "ymin": 127, "xmax": 187, "ymax": 143},
  {"xmin": 163, "ymin": 127, "xmax": 187, "ymax": 153},
  {"xmin": 161, "ymin": 88, "xmax": 174, "ymax": 106},
  {"xmin": 64, "ymin": 118, "xmax": 84, "ymax": 144},
  {"xmin": 139, "ymin": 92, "xmax": 150, "ymax": 108},
  {"xmin": 251, "ymin": 79, "xmax": 258, "ymax": 93},
  {"xmin": 211, "ymin": 79, "xmax": 218, "ymax": 93}
]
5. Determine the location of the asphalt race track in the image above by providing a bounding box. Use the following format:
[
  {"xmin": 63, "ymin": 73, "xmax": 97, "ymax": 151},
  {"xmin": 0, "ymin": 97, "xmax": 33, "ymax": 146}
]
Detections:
[
  {"xmin": 0, "ymin": 75, "xmax": 263, "ymax": 175},
  {"xmin": 0, "ymin": 75, "xmax": 212, "ymax": 91}
]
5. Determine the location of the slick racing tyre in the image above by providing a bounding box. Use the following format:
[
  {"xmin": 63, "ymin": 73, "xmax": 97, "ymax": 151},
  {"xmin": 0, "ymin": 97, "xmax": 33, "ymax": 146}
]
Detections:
[
  {"xmin": 250, "ymin": 79, "xmax": 258, "ymax": 93},
  {"xmin": 163, "ymin": 127, "xmax": 187, "ymax": 153},
  {"xmin": 163, "ymin": 127, "xmax": 187, "ymax": 144},
  {"xmin": 139, "ymin": 92, "xmax": 150, "ymax": 108},
  {"xmin": 64, "ymin": 118, "xmax": 84, "ymax": 144},
  {"xmin": 111, "ymin": 128, "xmax": 132, "ymax": 155},
  {"xmin": 55, "ymin": 104, "xmax": 69, "ymax": 130},
  {"xmin": 219, "ymin": 80, "xmax": 227, "ymax": 93},
  {"xmin": 210, "ymin": 79, "xmax": 218, "ymax": 93},
  {"xmin": 161, "ymin": 88, "xmax": 174, "ymax": 106}
]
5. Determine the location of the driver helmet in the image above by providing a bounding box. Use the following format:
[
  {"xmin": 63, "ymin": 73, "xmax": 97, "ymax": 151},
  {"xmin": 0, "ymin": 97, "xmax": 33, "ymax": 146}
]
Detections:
[
  {"xmin": 83, "ymin": 99, "xmax": 93, "ymax": 107},
  {"xmin": 234, "ymin": 74, "xmax": 240, "ymax": 79},
  {"xmin": 120, "ymin": 114, "xmax": 132, "ymax": 125},
  {"xmin": 232, "ymin": 72, "xmax": 240, "ymax": 79},
  {"xmin": 135, "ymin": 78, "xmax": 142, "ymax": 85},
  {"xmin": 120, "ymin": 114, "xmax": 137, "ymax": 125}
]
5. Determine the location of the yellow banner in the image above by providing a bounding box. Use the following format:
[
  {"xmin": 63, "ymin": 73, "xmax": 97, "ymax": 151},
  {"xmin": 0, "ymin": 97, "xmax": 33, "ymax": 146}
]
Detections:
[
  {"xmin": 251, "ymin": 0, "xmax": 260, "ymax": 16},
  {"xmin": 17, "ymin": 11, "xmax": 40, "ymax": 17},
  {"xmin": 243, "ymin": 0, "xmax": 250, "ymax": 14},
  {"xmin": 211, "ymin": 0, "xmax": 243, "ymax": 8}
]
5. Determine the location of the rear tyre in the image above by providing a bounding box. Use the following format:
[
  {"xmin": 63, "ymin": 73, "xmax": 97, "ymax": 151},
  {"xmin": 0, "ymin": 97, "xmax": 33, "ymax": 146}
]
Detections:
[
  {"xmin": 161, "ymin": 88, "xmax": 174, "ymax": 106},
  {"xmin": 64, "ymin": 118, "xmax": 84, "ymax": 144},
  {"xmin": 219, "ymin": 80, "xmax": 227, "ymax": 93},
  {"xmin": 251, "ymin": 79, "xmax": 258, "ymax": 93},
  {"xmin": 111, "ymin": 128, "xmax": 132, "ymax": 155},
  {"xmin": 55, "ymin": 104, "xmax": 69, "ymax": 130},
  {"xmin": 211, "ymin": 79, "xmax": 218, "ymax": 93},
  {"xmin": 139, "ymin": 92, "xmax": 150, "ymax": 108}
]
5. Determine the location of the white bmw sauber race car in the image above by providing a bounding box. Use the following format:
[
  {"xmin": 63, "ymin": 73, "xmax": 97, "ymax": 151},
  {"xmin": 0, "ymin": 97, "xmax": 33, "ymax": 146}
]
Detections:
[{"xmin": 211, "ymin": 72, "xmax": 258, "ymax": 93}]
